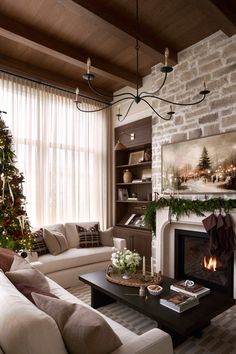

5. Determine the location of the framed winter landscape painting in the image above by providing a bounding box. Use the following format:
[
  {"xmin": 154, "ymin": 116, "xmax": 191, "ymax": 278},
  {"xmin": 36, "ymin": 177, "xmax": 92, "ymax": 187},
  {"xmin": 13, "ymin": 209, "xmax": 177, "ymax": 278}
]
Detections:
[{"xmin": 161, "ymin": 131, "xmax": 236, "ymax": 194}]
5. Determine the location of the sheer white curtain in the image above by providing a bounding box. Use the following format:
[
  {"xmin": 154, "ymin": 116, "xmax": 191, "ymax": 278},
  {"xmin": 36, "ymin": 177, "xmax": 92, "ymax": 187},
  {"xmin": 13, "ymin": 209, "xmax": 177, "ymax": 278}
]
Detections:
[{"xmin": 0, "ymin": 72, "xmax": 111, "ymax": 229}]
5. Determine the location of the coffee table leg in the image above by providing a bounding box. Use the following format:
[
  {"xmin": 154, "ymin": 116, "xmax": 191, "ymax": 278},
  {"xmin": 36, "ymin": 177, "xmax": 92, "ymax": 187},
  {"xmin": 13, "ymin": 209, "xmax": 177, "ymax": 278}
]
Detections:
[{"xmin": 91, "ymin": 287, "xmax": 116, "ymax": 309}]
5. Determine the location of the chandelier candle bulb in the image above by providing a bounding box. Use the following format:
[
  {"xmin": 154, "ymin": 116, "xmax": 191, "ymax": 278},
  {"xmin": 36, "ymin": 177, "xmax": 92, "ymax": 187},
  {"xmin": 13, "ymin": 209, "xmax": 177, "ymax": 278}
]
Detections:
[
  {"xmin": 87, "ymin": 57, "xmax": 91, "ymax": 74},
  {"xmin": 75, "ymin": 87, "xmax": 79, "ymax": 101},
  {"xmin": 143, "ymin": 256, "xmax": 146, "ymax": 276},
  {"xmin": 164, "ymin": 48, "xmax": 169, "ymax": 66}
]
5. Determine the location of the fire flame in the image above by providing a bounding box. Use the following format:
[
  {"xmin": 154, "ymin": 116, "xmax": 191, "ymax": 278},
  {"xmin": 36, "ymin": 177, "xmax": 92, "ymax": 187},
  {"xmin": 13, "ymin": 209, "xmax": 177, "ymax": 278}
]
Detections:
[{"xmin": 203, "ymin": 256, "xmax": 217, "ymax": 271}]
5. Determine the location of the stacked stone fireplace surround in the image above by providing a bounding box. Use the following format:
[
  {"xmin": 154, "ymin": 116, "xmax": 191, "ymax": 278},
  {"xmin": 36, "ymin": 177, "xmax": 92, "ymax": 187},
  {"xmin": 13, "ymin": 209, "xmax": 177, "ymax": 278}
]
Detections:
[{"xmin": 150, "ymin": 31, "xmax": 236, "ymax": 298}]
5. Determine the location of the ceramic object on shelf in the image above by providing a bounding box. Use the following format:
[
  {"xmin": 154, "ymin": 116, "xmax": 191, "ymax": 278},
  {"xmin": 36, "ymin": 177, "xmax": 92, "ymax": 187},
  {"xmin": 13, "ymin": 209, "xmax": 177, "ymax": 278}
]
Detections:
[
  {"xmin": 147, "ymin": 285, "xmax": 163, "ymax": 296},
  {"xmin": 123, "ymin": 169, "xmax": 132, "ymax": 183}
]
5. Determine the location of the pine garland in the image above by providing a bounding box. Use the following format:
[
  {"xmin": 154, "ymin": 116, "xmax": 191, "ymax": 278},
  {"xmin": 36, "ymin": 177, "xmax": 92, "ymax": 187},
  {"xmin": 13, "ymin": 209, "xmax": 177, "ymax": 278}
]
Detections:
[{"xmin": 144, "ymin": 197, "xmax": 236, "ymax": 235}]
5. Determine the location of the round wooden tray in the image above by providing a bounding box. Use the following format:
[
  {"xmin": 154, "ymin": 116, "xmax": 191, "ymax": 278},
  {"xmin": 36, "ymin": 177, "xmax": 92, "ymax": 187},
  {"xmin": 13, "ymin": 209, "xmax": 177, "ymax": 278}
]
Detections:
[{"xmin": 106, "ymin": 269, "xmax": 162, "ymax": 288}]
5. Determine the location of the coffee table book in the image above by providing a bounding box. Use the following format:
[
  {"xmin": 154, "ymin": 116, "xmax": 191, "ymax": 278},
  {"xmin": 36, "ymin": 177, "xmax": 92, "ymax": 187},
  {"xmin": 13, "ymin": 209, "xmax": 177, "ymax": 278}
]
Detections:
[
  {"xmin": 160, "ymin": 292, "xmax": 199, "ymax": 313},
  {"xmin": 170, "ymin": 281, "xmax": 210, "ymax": 298}
]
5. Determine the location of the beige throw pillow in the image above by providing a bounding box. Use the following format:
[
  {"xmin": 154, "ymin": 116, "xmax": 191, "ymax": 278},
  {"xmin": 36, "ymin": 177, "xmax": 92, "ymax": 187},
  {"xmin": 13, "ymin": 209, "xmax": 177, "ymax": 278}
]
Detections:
[
  {"xmin": 32, "ymin": 293, "xmax": 122, "ymax": 354},
  {"xmin": 43, "ymin": 229, "xmax": 69, "ymax": 255},
  {"xmin": 100, "ymin": 227, "xmax": 114, "ymax": 247},
  {"xmin": 5, "ymin": 255, "xmax": 49, "ymax": 291}
]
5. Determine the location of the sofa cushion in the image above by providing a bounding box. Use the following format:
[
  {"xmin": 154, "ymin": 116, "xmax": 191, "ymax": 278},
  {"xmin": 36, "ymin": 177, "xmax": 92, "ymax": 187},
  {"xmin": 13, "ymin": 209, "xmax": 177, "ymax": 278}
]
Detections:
[
  {"xmin": 6, "ymin": 256, "xmax": 49, "ymax": 291},
  {"xmin": 32, "ymin": 292, "xmax": 122, "ymax": 354},
  {"xmin": 32, "ymin": 247, "xmax": 113, "ymax": 275},
  {"xmin": 43, "ymin": 229, "xmax": 69, "ymax": 255},
  {"xmin": 15, "ymin": 283, "xmax": 58, "ymax": 304},
  {"xmin": 64, "ymin": 222, "xmax": 99, "ymax": 248},
  {"xmin": 0, "ymin": 247, "xmax": 16, "ymax": 272},
  {"xmin": 76, "ymin": 223, "xmax": 101, "ymax": 248},
  {"xmin": 31, "ymin": 228, "xmax": 49, "ymax": 256},
  {"xmin": 100, "ymin": 227, "xmax": 114, "ymax": 247},
  {"xmin": 0, "ymin": 271, "xmax": 67, "ymax": 354}
]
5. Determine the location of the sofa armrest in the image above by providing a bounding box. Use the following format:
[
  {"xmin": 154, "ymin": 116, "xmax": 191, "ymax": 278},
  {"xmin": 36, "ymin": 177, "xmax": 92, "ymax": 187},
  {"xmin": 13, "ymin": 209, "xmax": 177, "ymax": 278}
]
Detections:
[
  {"xmin": 111, "ymin": 328, "xmax": 173, "ymax": 354},
  {"xmin": 113, "ymin": 237, "xmax": 126, "ymax": 250}
]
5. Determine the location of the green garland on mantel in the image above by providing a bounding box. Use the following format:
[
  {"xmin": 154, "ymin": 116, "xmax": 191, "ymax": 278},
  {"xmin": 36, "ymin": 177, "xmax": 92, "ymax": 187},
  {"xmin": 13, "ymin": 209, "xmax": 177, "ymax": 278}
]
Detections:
[{"xmin": 144, "ymin": 197, "xmax": 236, "ymax": 235}]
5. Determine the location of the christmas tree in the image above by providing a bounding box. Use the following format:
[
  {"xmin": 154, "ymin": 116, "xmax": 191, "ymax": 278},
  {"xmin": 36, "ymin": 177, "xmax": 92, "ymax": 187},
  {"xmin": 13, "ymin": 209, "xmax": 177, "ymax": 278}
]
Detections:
[
  {"xmin": 198, "ymin": 146, "xmax": 211, "ymax": 172},
  {"xmin": 0, "ymin": 112, "xmax": 32, "ymax": 251}
]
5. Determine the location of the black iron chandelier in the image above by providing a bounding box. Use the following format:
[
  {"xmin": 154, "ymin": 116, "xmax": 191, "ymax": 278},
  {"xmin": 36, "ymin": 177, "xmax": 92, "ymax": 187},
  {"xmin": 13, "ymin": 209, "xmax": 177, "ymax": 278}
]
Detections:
[{"xmin": 74, "ymin": 0, "xmax": 210, "ymax": 122}]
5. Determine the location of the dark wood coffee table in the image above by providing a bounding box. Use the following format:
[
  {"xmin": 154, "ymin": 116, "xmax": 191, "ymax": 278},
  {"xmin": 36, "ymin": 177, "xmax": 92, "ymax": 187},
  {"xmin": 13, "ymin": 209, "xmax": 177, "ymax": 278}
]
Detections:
[{"xmin": 79, "ymin": 271, "xmax": 235, "ymax": 347}]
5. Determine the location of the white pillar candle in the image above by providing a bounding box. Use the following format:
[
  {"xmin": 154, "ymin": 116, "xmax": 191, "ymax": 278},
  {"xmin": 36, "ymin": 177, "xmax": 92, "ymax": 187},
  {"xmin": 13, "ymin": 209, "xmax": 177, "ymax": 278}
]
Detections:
[
  {"xmin": 142, "ymin": 256, "xmax": 146, "ymax": 276},
  {"xmin": 151, "ymin": 257, "xmax": 154, "ymax": 277}
]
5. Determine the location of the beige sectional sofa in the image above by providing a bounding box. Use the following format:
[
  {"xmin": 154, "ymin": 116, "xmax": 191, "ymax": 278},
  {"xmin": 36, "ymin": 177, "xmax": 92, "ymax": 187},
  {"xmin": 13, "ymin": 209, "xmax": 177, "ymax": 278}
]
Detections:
[
  {"xmin": 0, "ymin": 267, "xmax": 174, "ymax": 354},
  {"xmin": 31, "ymin": 222, "xmax": 126, "ymax": 288}
]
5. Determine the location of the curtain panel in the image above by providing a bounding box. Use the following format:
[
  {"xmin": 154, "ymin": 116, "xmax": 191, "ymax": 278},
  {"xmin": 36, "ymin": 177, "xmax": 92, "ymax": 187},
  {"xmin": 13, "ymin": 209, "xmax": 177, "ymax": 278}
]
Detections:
[{"xmin": 0, "ymin": 72, "xmax": 111, "ymax": 229}]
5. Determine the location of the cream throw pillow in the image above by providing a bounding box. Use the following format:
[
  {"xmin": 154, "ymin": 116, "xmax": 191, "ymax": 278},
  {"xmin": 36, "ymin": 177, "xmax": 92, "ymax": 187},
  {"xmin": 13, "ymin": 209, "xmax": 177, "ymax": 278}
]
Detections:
[
  {"xmin": 5, "ymin": 255, "xmax": 49, "ymax": 291},
  {"xmin": 43, "ymin": 229, "xmax": 69, "ymax": 255},
  {"xmin": 32, "ymin": 293, "xmax": 122, "ymax": 354}
]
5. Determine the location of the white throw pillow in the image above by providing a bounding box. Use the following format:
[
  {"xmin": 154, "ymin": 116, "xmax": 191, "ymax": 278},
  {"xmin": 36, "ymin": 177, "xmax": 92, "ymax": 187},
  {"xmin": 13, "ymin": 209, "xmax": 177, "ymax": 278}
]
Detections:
[{"xmin": 43, "ymin": 229, "xmax": 69, "ymax": 255}]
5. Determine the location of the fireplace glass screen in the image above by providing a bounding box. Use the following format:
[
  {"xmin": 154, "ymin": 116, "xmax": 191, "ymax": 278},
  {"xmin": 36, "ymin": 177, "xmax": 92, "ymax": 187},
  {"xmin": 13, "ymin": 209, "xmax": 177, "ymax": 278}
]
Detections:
[{"xmin": 175, "ymin": 229, "xmax": 233, "ymax": 295}]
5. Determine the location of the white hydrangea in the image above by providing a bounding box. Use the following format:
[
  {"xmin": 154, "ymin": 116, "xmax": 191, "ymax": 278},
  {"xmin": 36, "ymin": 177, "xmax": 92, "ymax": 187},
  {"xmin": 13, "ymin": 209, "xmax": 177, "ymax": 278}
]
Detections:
[{"xmin": 111, "ymin": 248, "xmax": 141, "ymax": 273}]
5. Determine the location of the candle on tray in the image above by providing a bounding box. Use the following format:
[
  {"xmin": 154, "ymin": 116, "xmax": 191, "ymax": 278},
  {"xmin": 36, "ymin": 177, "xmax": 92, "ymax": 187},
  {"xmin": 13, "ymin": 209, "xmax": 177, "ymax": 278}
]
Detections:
[
  {"xmin": 142, "ymin": 256, "xmax": 146, "ymax": 276},
  {"xmin": 151, "ymin": 257, "xmax": 154, "ymax": 277}
]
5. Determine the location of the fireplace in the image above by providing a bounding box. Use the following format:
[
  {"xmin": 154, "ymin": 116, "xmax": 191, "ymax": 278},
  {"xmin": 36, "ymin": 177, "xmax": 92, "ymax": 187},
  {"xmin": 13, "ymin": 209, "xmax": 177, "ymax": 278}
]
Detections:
[
  {"xmin": 174, "ymin": 229, "xmax": 234, "ymax": 296},
  {"xmin": 154, "ymin": 208, "xmax": 236, "ymax": 299}
]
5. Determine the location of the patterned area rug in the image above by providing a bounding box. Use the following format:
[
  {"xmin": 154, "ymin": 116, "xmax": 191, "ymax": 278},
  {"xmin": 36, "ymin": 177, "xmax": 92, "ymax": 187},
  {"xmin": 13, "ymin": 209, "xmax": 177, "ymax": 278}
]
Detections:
[{"xmin": 67, "ymin": 284, "xmax": 236, "ymax": 354}]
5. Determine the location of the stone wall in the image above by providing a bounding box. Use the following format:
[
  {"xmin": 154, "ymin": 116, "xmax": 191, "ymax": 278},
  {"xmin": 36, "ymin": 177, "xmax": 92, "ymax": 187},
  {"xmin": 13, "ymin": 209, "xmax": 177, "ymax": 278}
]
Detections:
[{"xmin": 151, "ymin": 31, "xmax": 236, "ymax": 194}]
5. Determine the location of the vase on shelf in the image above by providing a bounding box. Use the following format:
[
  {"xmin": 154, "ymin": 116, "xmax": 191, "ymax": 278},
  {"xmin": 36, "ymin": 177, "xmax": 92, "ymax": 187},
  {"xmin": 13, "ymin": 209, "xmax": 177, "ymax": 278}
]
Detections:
[{"xmin": 123, "ymin": 169, "xmax": 132, "ymax": 183}]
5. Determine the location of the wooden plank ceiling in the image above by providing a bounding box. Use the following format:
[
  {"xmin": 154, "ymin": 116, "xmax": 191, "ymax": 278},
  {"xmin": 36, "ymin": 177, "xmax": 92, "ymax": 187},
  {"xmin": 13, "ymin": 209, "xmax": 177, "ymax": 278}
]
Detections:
[{"xmin": 0, "ymin": 0, "xmax": 235, "ymax": 101}]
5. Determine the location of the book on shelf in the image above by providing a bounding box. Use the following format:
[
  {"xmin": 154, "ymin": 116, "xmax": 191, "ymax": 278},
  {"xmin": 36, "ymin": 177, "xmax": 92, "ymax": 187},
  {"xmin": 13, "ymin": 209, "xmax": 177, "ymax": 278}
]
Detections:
[
  {"xmin": 127, "ymin": 197, "xmax": 138, "ymax": 201},
  {"xmin": 170, "ymin": 280, "xmax": 210, "ymax": 298},
  {"xmin": 132, "ymin": 179, "xmax": 142, "ymax": 183},
  {"xmin": 124, "ymin": 214, "xmax": 136, "ymax": 225},
  {"xmin": 160, "ymin": 292, "xmax": 199, "ymax": 313}
]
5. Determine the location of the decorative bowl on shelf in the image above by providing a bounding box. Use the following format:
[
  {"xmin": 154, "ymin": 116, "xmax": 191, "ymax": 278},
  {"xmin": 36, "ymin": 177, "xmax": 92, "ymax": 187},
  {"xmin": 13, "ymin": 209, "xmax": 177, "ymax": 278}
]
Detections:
[{"xmin": 147, "ymin": 284, "xmax": 163, "ymax": 296}]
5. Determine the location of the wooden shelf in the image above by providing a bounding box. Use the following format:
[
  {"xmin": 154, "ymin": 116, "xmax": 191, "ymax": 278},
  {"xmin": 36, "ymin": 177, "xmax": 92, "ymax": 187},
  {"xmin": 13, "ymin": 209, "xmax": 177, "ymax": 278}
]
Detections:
[
  {"xmin": 114, "ymin": 117, "xmax": 152, "ymax": 262},
  {"xmin": 116, "ymin": 182, "xmax": 152, "ymax": 185},
  {"xmin": 116, "ymin": 161, "xmax": 151, "ymax": 169}
]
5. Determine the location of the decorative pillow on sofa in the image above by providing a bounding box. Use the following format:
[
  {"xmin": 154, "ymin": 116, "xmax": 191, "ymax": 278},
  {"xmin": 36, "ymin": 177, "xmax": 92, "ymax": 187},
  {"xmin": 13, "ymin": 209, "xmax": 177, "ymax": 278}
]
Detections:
[
  {"xmin": 15, "ymin": 283, "xmax": 58, "ymax": 304},
  {"xmin": 5, "ymin": 255, "xmax": 49, "ymax": 291},
  {"xmin": 32, "ymin": 293, "xmax": 122, "ymax": 354},
  {"xmin": 0, "ymin": 247, "xmax": 16, "ymax": 272},
  {"xmin": 31, "ymin": 228, "xmax": 49, "ymax": 255},
  {"xmin": 100, "ymin": 227, "xmax": 114, "ymax": 247},
  {"xmin": 76, "ymin": 223, "xmax": 102, "ymax": 248},
  {"xmin": 43, "ymin": 229, "xmax": 69, "ymax": 255}
]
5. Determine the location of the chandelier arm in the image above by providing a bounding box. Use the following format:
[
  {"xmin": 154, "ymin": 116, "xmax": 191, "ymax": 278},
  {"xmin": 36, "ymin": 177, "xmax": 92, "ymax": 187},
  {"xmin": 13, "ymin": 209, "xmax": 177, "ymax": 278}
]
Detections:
[
  {"xmin": 141, "ymin": 94, "xmax": 207, "ymax": 106},
  {"xmin": 75, "ymin": 101, "xmax": 111, "ymax": 113},
  {"xmin": 118, "ymin": 101, "xmax": 135, "ymax": 122},
  {"xmin": 141, "ymin": 98, "xmax": 172, "ymax": 121},
  {"xmin": 140, "ymin": 72, "xmax": 168, "ymax": 97},
  {"xmin": 88, "ymin": 80, "xmax": 135, "ymax": 99}
]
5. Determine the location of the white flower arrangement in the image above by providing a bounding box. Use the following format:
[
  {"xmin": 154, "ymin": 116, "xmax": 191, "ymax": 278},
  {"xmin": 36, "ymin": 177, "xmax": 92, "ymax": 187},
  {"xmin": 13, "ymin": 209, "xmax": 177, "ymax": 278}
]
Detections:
[{"xmin": 111, "ymin": 248, "xmax": 141, "ymax": 274}]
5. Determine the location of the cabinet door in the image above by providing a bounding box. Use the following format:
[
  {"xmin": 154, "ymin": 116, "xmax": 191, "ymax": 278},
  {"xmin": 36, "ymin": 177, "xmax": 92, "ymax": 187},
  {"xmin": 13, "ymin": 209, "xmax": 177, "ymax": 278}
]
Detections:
[
  {"xmin": 114, "ymin": 227, "xmax": 133, "ymax": 250},
  {"xmin": 132, "ymin": 232, "xmax": 152, "ymax": 268}
]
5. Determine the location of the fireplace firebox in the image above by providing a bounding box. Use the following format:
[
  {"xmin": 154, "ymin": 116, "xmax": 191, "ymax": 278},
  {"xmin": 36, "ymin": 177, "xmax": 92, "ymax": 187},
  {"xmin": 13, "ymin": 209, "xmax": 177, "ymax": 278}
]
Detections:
[{"xmin": 175, "ymin": 229, "xmax": 233, "ymax": 297}]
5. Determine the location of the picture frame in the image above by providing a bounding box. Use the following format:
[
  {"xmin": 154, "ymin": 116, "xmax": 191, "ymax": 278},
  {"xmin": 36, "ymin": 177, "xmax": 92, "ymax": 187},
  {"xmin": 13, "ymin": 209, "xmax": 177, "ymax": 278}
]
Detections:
[
  {"xmin": 128, "ymin": 150, "xmax": 144, "ymax": 165},
  {"xmin": 161, "ymin": 130, "xmax": 236, "ymax": 194}
]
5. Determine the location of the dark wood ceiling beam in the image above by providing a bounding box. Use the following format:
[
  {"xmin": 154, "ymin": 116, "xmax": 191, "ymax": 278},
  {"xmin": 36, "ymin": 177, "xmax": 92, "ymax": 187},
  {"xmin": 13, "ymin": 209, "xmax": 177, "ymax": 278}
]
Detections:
[
  {"xmin": 0, "ymin": 14, "xmax": 139, "ymax": 88},
  {"xmin": 62, "ymin": 0, "xmax": 177, "ymax": 65},
  {"xmin": 198, "ymin": 0, "xmax": 236, "ymax": 36},
  {"xmin": 0, "ymin": 54, "xmax": 113, "ymax": 102}
]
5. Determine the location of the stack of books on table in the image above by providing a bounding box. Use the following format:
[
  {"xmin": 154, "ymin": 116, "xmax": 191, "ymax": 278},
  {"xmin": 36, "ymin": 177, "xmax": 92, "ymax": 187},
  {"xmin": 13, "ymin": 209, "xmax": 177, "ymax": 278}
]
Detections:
[
  {"xmin": 170, "ymin": 280, "xmax": 210, "ymax": 298},
  {"xmin": 160, "ymin": 292, "xmax": 199, "ymax": 313}
]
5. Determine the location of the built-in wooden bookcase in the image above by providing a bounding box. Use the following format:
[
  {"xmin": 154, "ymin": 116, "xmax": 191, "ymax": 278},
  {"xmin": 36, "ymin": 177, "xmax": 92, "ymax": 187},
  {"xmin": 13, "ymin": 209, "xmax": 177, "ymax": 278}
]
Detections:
[{"xmin": 114, "ymin": 117, "xmax": 152, "ymax": 267}]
